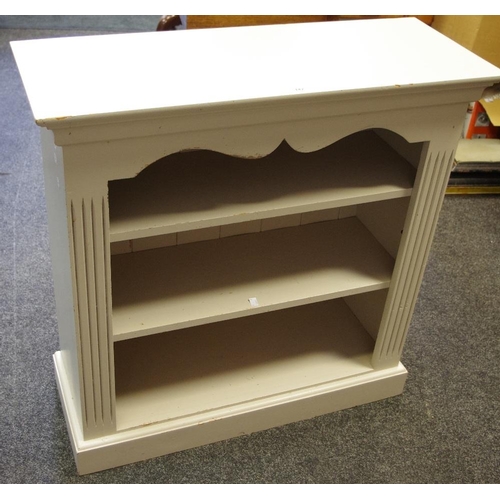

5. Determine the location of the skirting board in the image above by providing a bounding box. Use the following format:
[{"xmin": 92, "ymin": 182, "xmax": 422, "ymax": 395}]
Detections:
[{"xmin": 53, "ymin": 351, "xmax": 408, "ymax": 475}]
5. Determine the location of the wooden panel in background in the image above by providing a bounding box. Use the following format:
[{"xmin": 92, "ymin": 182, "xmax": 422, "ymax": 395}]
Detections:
[{"xmin": 185, "ymin": 15, "xmax": 434, "ymax": 29}]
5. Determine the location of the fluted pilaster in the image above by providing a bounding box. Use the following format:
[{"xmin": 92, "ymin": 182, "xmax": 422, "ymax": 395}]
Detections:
[
  {"xmin": 373, "ymin": 145, "xmax": 455, "ymax": 368},
  {"xmin": 68, "ymin": 192, "xmax": 115, "ymax": 438}
]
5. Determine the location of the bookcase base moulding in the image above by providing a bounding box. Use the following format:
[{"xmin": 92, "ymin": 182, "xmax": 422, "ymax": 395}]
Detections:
[{"xmin": 11, "ymin": 18, "xmax": 500, "ymax": 474}]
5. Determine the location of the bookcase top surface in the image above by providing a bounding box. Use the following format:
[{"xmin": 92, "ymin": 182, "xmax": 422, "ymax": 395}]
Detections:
[{"xmin": 11, "ymin": 17, "xmax": 500, "ymax": 126}]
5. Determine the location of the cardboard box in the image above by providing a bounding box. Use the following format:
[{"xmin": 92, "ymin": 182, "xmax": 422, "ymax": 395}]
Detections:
[
  {"xmin": 481, "ymin": 99, "xmax": 500, "ymax": 127},
  {"xmin": 431, "ymin": 17, "xmax": 500, "ymax": 193},
  {"xmin": 432, "ymin": 19, "xmax": 500, "ymax": 133},
  {"xmin": 432, "ymin": 16, "xmax": 500, "ymax": 69},
  {"xmin": 433, "ymin": 16, "xmax": 500, "ymax": 129}
]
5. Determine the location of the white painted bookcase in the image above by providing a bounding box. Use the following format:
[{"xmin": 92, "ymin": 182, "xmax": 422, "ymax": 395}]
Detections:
[{"xmin": 11, "ymin": 18, "xmax": 500, "ymax": 474}]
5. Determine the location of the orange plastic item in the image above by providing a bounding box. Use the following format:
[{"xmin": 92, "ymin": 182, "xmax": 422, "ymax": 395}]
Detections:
[{"xmin": 465, "ymin": 101, "xmax": 498, "ymax": 138}]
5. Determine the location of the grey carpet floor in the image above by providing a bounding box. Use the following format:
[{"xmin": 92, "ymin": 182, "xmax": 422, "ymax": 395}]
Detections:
[{"xmin": 1, "ymin": 18, "xmax": 499, "ymax": 484}]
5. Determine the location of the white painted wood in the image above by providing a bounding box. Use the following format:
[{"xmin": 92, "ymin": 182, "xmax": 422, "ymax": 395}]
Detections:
[
  {"xmin": 111, "ymin": 218, "xmax": 395, "ymax": 341},
  {"xmin": 55, "ymin": 349, "xmax": 408, "ymax": 475},
  {"xmin": 375, "ymin": 129, "xmax": 423, "ymax": 168},
  {"xmin": 66, "ymin": 189, "xmax": 115, "ymax": 438},
  {"xmin": 339, "ymin": 205, "xmax": 358, "ymax": 219},
  {"xmin": 357, "ymin": 197, "xmax": 412, "ymax": 259},
  {"xmin": 10, "ymin": 18, "xmax": 500, "ymax": 126},
  {"xmin": 40, "ymin": 129, "xmax": 83, "ymax": 427},
  {"xmin": 344, "ymin": 290, "xmax": 389, "ymax": 341},
  {"xmin": 11, "ymin": 18, "xmax": 500, "ymax": 474},
  {"xmin": 131, "ymin": 233, "xmax": 177, "ymax": 252},
  {"xmin": 300, "ymin": 208, "xmax": 340, "ymax": 225},
  {"xmin": 372, "ymin": 141, "xmax": 457, "ymax": 368},
  {"xmin": 260, "ymin": 214, "xmax": 302, "ymax": 231},
  {"xmin": 108, "ymin": 130, "xmax": 416, "ymax": 241},
  {"xmin": 176, "ymin": 226, "xmax": 220, "ymax": 245},
  {"xmin": 110, "ymin": 240, "xmax": 132, "ymax": 256},
  {"xmin": 114, "ymin": 300, "xmax": 375, "ymax": 430},
  {"xmin": 220, "ymin": 220, "xmax": 262, "ymax": 238}
]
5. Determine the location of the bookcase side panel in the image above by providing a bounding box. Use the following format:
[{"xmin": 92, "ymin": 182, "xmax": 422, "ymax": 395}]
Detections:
[{"xmin": 40, "ymin": 128, "xmax": 83, "ymax": 429}]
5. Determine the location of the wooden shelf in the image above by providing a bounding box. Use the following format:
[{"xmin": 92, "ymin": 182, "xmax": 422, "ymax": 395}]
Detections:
[
  {"xmin": 114, "ymin": 299, "xmax": 375, "ymax": 431},
  {"xmin": 111, "ymin": 217, "xmax": 395, "ymax": 341},
  {"xmin": 108, "ymin": 130, "xmax": 415, "ymax": 242}
]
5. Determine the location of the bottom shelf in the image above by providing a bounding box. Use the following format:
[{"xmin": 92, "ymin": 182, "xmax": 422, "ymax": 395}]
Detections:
[{"xmin": 114, "ymin": 298, "xmax": 378, "ymax": 431}]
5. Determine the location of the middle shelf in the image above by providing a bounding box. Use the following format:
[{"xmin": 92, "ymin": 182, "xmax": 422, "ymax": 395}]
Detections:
[{"xmin": 111, "ymin": 217, "xmax": 396, "ymax": 341}]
